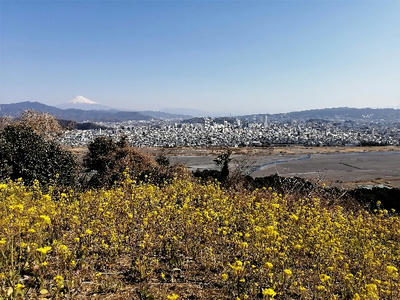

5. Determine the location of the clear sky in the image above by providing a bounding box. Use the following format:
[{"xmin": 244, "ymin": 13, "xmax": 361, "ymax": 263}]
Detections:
[{"xmin": 0, "ymin": 0, "xmax": 399, "ymax": 114}]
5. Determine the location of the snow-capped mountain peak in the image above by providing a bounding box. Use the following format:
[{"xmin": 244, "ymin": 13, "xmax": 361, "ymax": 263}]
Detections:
[
  {"xmin": 57, "ymin": 96, "xmax": 112, "ymax": 111},
  {"xmin": 70, "ymin": 96, "xmax": 97, "ymax": 105}
]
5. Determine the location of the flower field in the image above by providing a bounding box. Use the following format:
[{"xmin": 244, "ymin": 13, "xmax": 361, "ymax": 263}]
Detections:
[{"xmin": 1, "ymin": 177, "xmax": 400, "ymax": 299}]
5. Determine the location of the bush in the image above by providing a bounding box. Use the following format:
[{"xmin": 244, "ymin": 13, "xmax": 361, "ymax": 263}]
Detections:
[
  {"xmin": 84, "ymin": 136, "xmax": 158, "ymax": 188},
  {"xmin": 155, "ymin": 150, "xmax": 170, "ymax": 167},
  {"xmin": 19, "ymin": 110, "xmax": 63, "ymax": 139},
  {"xmin": 0, "ymin": 124, "xmax": 77, "ymax": 186},
  {"xmin": 0, "ymin": 116, "xmax": 12, "ymax": 130}
]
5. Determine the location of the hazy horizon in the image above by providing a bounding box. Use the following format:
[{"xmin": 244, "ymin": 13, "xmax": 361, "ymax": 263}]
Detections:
[{"xmin": 1, "ymin": 0, "xmax": 399, "ymax": 114}]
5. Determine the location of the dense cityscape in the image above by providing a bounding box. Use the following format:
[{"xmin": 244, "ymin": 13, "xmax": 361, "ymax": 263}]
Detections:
[{"xmin": 59, "ymin": 118, "xmax": 400, "ymax": 147}]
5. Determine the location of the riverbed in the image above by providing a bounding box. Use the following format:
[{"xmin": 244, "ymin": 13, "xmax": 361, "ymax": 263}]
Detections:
[{"xmin": 169, "ymin": 151, "xmax": 400, "ymax": 188}]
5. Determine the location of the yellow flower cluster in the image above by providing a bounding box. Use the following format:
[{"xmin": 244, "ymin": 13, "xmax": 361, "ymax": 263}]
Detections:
[{"xmin": 0, "ymin": 177, "xmax": 400, "ymax": 298}]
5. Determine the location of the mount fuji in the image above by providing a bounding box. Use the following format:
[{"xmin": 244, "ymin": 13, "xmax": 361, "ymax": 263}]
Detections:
[{"xmin": 57, "ymin": 96, "xmax": 112, "ymax": 111}]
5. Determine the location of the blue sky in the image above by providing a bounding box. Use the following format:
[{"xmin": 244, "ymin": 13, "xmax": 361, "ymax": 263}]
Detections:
[{"xmin": 0, "ymin": 0, "xmax": 399, "ymax": 114}]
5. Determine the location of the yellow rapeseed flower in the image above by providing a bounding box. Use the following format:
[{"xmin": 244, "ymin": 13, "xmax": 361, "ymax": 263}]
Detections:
[
  {"xmin": 39, "ymin": 215, "xmax": 51, "ymax": 225},
  {"xmin": 36, "ymin": 246, "xmax": 52, "ymax": 255},
  {"xmin": 386, "ymin": 265, "xmax": 398, "ymax": 277},
  {"xmin": 39, "ymin": 289, "xmax": 49, "ymax": 295},
  {"xmin": 58, "ymin": 244, "xmax": 68, "ymax": 252},
  {"xmin": 262, "ymin": 288, "xmax": 276, "ymax": 297},
  {"xmin": 365, "ymin": 283, "xmax": 379, "ymax": 299},
  {"xmin": 264, "ymin": 262, "xmax": 273, "ymax": 269},
  {"xmin": 241, "ymin": 242, "xmax": 248, "ymax": 248},
  {"xmin": 54, "ymin": 275, "xmax": 64, "ymax": 287},
  {"xmin": 319, "ymin": 274, "xmax": 331, "ymax": 282},
  {"xmin": 283, "ymin": 269, "xmax": 292, "ymax": 276},
  {"xmin": 167, "ymin": 293, "xmax": 179, "ymax": 300}
]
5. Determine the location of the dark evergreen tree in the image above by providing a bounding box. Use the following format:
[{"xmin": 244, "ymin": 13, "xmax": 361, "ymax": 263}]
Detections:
[{"xmin": 0, "ymin": 124, "xmax": 77, "ymax": 186}]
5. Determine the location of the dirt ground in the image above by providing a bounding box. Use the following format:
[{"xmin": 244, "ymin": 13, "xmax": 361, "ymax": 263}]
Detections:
[
  {"xmin": 69, "ymin": 146, "xmax": 400, "ymax": 188},
  {"xmin": 70, "ymin": 145, "xmax": 400, "ymax": 156}
]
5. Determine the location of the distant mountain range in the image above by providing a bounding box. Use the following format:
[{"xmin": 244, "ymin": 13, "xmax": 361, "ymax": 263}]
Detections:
[
  {"xmin": 0, "ymin": 101, "xmax": 190, "ymax": 122},
  {"xmin": 1, "ymin": 102, "xmax": 399, "ymax": 123},
  {"xmin": 161, "ymin": 107, "xmax": 221, "ymax": 117},
  {"xmin": 183, "ymin": 107, "xmax": 400, "ymax": 124},
  {"xmin": 238, "ymin": 107, "xmax": 400, "ymax": 123}
]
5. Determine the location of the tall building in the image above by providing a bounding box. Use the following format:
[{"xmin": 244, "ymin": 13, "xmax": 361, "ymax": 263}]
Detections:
[{"xmin": 264, "ymin": 115, "xmax": 268, "ymax": 127}]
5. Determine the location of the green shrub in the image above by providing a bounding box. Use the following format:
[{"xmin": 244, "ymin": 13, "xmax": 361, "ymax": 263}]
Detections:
[{"xmin": 0, "ymin": 124, "xmax": 77, "ymax": 186}]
